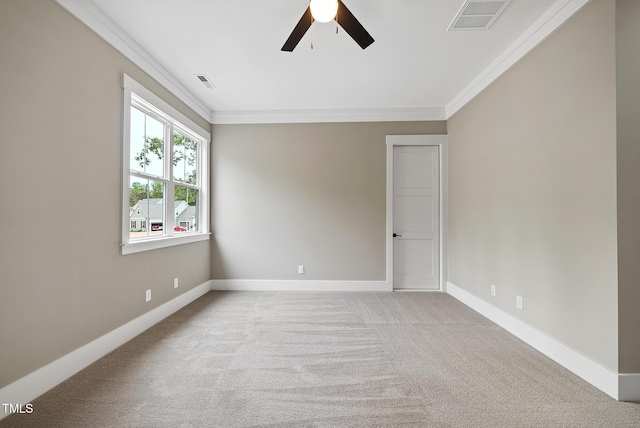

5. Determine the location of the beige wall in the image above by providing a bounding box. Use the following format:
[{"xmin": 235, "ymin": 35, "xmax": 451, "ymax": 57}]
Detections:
[
  {"xmin": 0, "ymin": 0, "xmax": 211, "ymax": 389},
  {"xmin": 616, "ymin": 0, "xmax": 640, "ymax": 373},
  {"xmin": 211, "ymin": 122, "xmax": 446, "ymax": 280},
  {"xmin": 447, "ymin": 0, "xmax": 619, "ymax": 370}
]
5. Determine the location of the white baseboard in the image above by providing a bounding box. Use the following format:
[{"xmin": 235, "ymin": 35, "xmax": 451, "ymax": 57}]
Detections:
[
  {"xmin": 446, "ymin": 281, "xmax": 625, "ymax": 400},
  {"xmin": 0, "ymin": 280, "xmax": 212, "ymax": 420},
  {"xmin": 619, "ymin": 373, "xmax": 640, "ymax": 402},
  {"xmin": 210, "ymin": 279, "xmax": 391, "ymax": 292}
]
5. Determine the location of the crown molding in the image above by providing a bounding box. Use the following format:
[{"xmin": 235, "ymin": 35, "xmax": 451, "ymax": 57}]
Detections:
[
  {"xmin": 445, "ymin": 0, "xmax": 592, "ymax": 118},
  {"xmin": 54, "ymin": 0, "xmax": 213, "ymax": 122},
  {"xmin": 56, "ymin": 0, "xmax": 589, "ymax": 125},
  {"xmin": 211, "ymin": 107, "xmax": 446, "ymax": 124}
]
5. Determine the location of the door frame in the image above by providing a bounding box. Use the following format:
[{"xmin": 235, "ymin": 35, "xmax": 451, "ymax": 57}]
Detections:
[{"xmin": 386, "ymin": 135, "xmax": 448, "ymax": 292}]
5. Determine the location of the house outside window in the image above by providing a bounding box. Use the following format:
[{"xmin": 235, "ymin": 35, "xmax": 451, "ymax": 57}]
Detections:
[{"xmin": 121, "ymin": 74, "xmax": 210, "ymax": 255}]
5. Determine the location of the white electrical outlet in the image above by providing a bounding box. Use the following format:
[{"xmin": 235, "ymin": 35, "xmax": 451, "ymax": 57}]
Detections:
[
  {"xmin": 490, "ymin": 284, "xmax": 496, "ymax": 296},
  {"xmin": 298, "ymin": 265, "xmax": 304, "ymax": 274},
  {"xmin": 516, "ymin": 295, "xmax": 523, "ymax": 309},
  {"xmin": 174, "ymin": 278, "xmax": 179, "ymax": 289},
  {"xmin": 145, "ymin": 289, "xmax": 151, "ymax": 302}
]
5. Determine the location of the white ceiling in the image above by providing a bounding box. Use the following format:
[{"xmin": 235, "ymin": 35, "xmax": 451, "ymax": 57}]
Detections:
[{"xmin": 58, "ymin": 0, "xmax": 589, "ymax": 123}]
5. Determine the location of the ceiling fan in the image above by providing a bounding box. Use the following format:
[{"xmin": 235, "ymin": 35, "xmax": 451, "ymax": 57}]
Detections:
[{"xmin": 281, "ymin": 0, "xmax": 374, "ymax": 52}]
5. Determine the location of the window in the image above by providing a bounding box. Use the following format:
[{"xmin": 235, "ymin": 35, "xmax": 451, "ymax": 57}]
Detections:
[{"xmin": 122, "ymin": 74, "xmax": 210, "ymax": 255}]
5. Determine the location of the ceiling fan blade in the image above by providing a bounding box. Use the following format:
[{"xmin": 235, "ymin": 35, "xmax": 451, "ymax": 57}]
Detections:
[
  {"xmin": 281, "ymin": 6, "xmax": 314, "ymax": 52},
  {"xmin": 336, "ymin": 0, "xmax": 374, "ymax": 49}
]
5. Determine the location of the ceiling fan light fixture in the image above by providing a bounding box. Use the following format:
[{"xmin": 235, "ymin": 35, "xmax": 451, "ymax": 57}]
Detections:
[
  {"xmin": 281, "ymin": 0, "xmax": 373, "ymax": 52},
  {"xmin": 310, "ymin": 0, "xmax": 338, "ymax": 23}
]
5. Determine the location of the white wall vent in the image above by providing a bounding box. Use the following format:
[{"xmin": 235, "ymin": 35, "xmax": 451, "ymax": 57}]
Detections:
[
  {"xmin": 195, "ymin": 74, "xmax": 215, "ymax": 89},
  {"xmin": 448, "ymin": 0, "xmax": 512, "ymax": 31}
]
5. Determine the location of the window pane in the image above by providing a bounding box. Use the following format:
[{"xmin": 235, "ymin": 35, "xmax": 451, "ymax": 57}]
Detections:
[
  {"xmin": 129, "ymin": 176, "xmax": 164, "ymax": 239},
  {"xmin": 130, "ymin": 108, "xmax": 165, "ymax": 177},
  {"xmin": 173, "ymin": 131, "xmax": 197, "ymax": 184},
  {"xmin": 130, "ymin": 107, "xmax": 146, "ymax": 174},
  {"xmin": 174, "ymin": 185, "xmax": 198, "ymax": 233},
  {"xmin": 145, "ymin": 116, "xmax": 165, "ymax": 177}
]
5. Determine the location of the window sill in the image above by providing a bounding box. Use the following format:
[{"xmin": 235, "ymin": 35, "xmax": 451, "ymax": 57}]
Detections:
[{"xmin": 121, "ymin": 233, "xmax": 210, "ymax": 255}]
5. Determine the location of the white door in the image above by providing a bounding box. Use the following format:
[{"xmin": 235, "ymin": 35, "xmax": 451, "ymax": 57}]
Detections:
[{"xmin": 393, "ymin": 145, "xmax": 440, "ymax": 290}]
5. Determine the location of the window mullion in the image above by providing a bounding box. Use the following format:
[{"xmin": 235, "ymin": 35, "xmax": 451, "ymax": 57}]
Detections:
[{"xmin": 165, "ymin": 123, "xmax": 175, "ymax": 236}]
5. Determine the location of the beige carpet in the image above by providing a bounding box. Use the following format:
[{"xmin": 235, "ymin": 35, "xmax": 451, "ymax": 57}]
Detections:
[{"xmin": 2, "ymin": 291, "xmax": 639, "ymax": 427}]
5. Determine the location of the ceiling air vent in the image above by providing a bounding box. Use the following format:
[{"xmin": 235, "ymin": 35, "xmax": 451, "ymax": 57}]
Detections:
[
  {"xmin": 448, "ymin": 0, "xmax": 512, "ymax": 31},
  {"xmin": 195, "ymin": 74, "xmax": 215, "ymax": 89}
]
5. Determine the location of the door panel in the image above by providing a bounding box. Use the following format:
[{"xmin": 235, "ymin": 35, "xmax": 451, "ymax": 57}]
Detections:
[
  {"xmin": 394, "ymin": 239, "xmax": 435, "ymax": 288},
  {"xmin": 395, "ymin": 151, "xmax": 434, "ymax": 189},
  {"xmin": 397, "ymin": 195, "xmax": 434, "ymax": 233}
]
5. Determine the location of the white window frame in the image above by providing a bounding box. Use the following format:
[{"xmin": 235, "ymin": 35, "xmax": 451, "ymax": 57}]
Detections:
[{"xmin": 121, "ymin": 74, "xmax": 210, "ymax": 255}]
